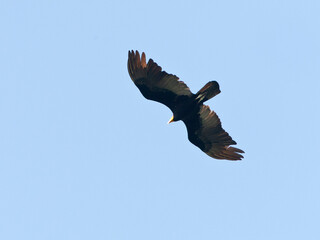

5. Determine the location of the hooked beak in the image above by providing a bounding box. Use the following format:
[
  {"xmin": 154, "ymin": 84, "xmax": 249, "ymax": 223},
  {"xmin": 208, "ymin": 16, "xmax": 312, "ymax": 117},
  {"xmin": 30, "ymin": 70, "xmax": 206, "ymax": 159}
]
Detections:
[{"xmin": 167, "ymin": 116, "xmax": 174, "ymax": 124}]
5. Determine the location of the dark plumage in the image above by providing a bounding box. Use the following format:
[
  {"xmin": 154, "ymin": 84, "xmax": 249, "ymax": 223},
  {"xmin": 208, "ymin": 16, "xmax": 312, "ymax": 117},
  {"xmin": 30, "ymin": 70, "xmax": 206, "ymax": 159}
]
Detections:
[{"xmin": 127, "ymin": 50, "xmax": 244, "ymax": 160}]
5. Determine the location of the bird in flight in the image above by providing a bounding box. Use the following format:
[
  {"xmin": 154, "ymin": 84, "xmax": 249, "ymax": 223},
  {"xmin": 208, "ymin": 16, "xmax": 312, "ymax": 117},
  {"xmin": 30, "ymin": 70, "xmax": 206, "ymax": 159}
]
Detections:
[{"xmin": 127, "ymin": 50, "xmax": 244, "ymax": 160}]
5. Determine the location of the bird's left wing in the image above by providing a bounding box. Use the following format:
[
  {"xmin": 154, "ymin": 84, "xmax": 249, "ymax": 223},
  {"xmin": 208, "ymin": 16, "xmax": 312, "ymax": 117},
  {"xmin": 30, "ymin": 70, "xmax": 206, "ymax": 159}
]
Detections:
[
  {"xmin": 183, "ymin": 105, "xmax": 244, "ymax": 160},
  {"xmin": 128, "ymin": 50, "xmax": 192, "ymax": 111}
]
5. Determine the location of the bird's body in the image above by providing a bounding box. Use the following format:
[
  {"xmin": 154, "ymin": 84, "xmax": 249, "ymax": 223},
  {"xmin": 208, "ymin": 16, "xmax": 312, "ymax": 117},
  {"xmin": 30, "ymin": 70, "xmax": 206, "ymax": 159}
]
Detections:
[{"xmin": 128, "ymin": 50, "xmax": 244, "ymax": 160}]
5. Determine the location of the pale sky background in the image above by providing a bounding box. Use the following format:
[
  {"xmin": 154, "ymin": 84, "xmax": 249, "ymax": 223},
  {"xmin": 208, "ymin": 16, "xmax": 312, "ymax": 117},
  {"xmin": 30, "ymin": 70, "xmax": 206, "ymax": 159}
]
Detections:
[{"xmin": 1, "ymin": 1, "xmax": 320, "ymax": 239}]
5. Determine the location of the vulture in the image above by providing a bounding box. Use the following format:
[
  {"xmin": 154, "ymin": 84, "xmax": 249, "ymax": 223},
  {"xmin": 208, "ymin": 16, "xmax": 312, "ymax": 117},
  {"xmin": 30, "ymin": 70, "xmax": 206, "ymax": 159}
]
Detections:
[{"xmin": 127, "ymin": 50, "xmax": 244, "ymax": 160}]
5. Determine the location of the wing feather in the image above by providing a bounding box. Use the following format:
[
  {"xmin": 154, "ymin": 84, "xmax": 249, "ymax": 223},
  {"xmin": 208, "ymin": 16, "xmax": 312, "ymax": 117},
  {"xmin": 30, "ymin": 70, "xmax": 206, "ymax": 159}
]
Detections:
[
  {"xmin": 183, "ymin": 105, "xmax": 244, "ymax": 161},
  {"xmin": 128, "ymin": 50, "xmax": 192, "ymax": 110}
]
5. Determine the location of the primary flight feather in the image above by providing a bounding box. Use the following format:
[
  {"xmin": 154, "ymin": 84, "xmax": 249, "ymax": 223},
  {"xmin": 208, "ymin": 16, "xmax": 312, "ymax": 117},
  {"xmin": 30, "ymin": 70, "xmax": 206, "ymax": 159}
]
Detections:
[{"xmin": 128, "ymin": 50, "xmax": 244, "ymax": 160}]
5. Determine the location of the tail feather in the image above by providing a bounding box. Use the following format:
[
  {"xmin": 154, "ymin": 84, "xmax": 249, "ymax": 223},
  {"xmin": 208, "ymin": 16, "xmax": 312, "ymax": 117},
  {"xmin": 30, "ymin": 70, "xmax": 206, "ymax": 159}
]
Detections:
[{"xmin": 195, "ymin": 81, "xmax": 221, "ymax": 103}]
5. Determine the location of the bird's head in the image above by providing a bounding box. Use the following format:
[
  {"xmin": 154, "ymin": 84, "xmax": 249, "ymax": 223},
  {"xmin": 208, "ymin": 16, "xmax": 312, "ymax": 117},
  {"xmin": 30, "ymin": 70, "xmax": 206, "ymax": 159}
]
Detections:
[
  {"xmin": 168, "ymin": 114, "xmax": 182, "ymax": 124},
  {"xmin": 167, "ymin": 109, "xmax": 185, "ymax": 123}
]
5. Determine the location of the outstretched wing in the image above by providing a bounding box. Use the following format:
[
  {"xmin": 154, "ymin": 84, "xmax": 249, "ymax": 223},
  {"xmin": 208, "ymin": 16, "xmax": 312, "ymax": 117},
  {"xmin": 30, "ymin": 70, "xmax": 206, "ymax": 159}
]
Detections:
[
  {"xmin": 127, "ymin": 50, "xmax": 192, "ymax": 111},
  {"xmin": 183, "ymin": 105, "xmax": 244, "ymax": 160}
]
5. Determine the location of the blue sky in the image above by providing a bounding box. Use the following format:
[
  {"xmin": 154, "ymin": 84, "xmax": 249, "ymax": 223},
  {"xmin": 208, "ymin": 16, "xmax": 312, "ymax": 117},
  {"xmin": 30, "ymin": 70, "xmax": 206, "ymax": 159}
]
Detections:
[{"xmin": 1, "ymin": 0, "xmax": 320, "ymax": 239}]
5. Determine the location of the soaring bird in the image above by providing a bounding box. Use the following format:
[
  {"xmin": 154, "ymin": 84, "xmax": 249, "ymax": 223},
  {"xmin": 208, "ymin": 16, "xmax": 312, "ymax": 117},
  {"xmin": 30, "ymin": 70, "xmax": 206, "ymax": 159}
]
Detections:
[{"xmin": 127, "ymin": 50, "xmax": 244, "ymax": 160}]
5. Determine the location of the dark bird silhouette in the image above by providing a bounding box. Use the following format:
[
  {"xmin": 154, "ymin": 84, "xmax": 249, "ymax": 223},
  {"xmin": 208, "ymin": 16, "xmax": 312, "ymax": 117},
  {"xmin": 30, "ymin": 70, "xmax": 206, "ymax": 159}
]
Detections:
[{"xmin": 127, "ymin": 50, "xmax": 244, "ymax": 160}]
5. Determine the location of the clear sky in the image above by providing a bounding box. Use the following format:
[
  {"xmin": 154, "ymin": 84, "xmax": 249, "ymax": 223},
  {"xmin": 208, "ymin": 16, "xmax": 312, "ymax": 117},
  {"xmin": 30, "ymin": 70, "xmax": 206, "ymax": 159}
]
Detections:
[{"xmin": 1, "ymin": 0, "xmax": 320, "ymax": 239}]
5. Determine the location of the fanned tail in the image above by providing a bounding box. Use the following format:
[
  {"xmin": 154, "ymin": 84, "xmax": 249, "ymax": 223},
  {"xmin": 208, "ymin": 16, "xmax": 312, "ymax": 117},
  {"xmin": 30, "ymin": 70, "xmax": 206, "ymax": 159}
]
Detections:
[{"xmin": 195, "ymin": 81, "xmax": 221, "ymax": 103}]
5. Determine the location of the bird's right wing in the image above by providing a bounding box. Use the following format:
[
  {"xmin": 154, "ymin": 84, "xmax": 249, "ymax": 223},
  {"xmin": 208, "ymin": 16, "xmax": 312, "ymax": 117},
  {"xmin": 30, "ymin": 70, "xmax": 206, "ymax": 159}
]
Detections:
[
  {"xmin": 183, "ymin": 105, "xmax": 244, "ymax": 160},
  {"xmin": 128, "ymin": 50, "xmax": 192, "ymax": 111}
]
